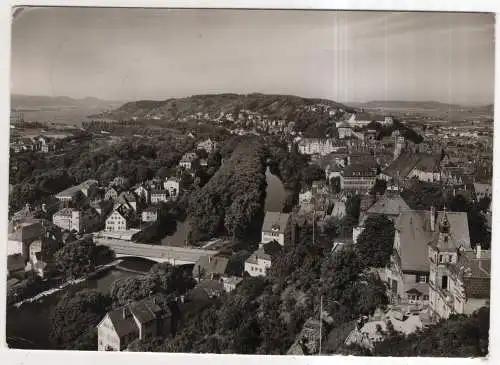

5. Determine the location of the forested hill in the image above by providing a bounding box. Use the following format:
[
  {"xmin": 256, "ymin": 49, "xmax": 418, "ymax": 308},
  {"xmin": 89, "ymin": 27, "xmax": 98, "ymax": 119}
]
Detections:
[{"xmin": 91, "ymin": 93, "xmax": 355, "ymax": 122}]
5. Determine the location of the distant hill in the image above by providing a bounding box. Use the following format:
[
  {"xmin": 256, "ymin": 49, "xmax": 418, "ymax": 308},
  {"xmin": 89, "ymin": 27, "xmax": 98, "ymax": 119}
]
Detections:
[
  {"xmin": 93, "ymin": 93, "xmax": 355, "ymax": 123},
  {"xmin": 11, "ymin": 94, "xmax": 123, "ymax": 110},
  {"xmin": 347, "ymin": 100, "xmax": 493, "ymax": 122}
]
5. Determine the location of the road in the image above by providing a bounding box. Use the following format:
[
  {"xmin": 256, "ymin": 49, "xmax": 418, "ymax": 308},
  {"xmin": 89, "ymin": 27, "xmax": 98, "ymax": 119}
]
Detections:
[{"xmin": 95, "ymin": 237, "xmax": 219, "ymax": 264}]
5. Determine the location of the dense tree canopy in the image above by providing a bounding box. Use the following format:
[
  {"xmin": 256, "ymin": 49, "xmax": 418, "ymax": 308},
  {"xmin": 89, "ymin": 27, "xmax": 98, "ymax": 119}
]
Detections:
[
  {"xmin": 49, "ymin": 289, "xmax": 112, "ymax": 350},
  {"xmin": 187, "ymin": 138, "xmax": 268, "ymax": 243},
  {"xmin": 356, "ymin": 215, "xmax": 395, "ymax": 268},
  {"xmin": 54, "ymin": 238, "xmax": 97, "ymax": 280}
]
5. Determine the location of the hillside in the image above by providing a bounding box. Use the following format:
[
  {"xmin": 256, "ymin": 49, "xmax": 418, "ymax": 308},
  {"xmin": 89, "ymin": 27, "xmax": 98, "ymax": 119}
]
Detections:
[
  {"xmin": 11, "ymin": 94, "xmax": 123, "ymax": 110},
  {"xmin": 92, "ymin": 93, "xmax": 355, "ymax": 123}
]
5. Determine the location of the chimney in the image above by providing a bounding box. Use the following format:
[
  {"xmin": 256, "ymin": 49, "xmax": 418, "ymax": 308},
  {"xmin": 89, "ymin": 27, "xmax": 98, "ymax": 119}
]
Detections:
[
  {"xmin": 430, "ymin": 206, "xmax": 436, "ymax": 232},
  {"xmin": 476, "ymin": 245, "xmax": 482, "ymax": 259}
]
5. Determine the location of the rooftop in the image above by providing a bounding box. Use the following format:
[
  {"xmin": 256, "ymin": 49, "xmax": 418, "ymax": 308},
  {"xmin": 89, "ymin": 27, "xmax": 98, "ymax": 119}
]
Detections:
[{"xmin": 262, "ymin": 211, "xmax": 290, "ymax": 234}]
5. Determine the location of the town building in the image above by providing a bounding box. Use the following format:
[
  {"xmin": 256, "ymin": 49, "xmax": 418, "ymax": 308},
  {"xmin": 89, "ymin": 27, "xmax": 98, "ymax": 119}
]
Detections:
[
  {"xmin": 407, "ymin": 154, "xmax": 443, "ymax": 183},
  {"xmin": 428, "ymin": 221, "xmax": 490, "ymax": 319},
  {"xmin": 221, "ymin": 276, "xmax": 243, "ymax": 292},
  {"xmin": 261, "ymin": 211, "xmax": 290, "ymax": 246},
  {"xmin": 386, "ymin": 207, "xmax": 470, "ymax": 306},
  {"xmin": 192, "ymin": 255, "xmax": 229, "ymax": 281},
  {"xmin": 97, "ymin": 297, "xmax": 172, "ymax": 351},
  {"xmin": 25, "ymin": 237, "xmax": 61, "ymax": 278},
  {"xmin": 473, "ymin": 183, "xmax": 492, "ymax": 201},
  {"xmin": 342, "ymin": 164, "xmax": 377, "ymax": 194},
  {"xmin": 105, "ymin": 187, "xmax": 119, "ymax": 201},
  {"xmin": 197, "ymin": 138, "xmax": 218, "ymax": 153},
  {"xmin": 164, "ymin": 177, "xmax": 181, "ymax": 198},
  {"xmin": 52, "ymin": 208, "xmax": 101, "ymax": 233},
  {"xmin": 8, "ymin": 218, "xmax": 44, "ymax": 257},
  {"xmin": 353, "ymin": 193, "xmax": 411, "ymax": 243},
  {"xmin": 116, "ymin": 191, "xmax": 138, "ymax": 212},
  {"xmin": 134, "ymin": 185, "xmax": 150, "ymax": 205},
  {"xmin": 337, "ymin": 121, "xmax": 353, "ymax": 139},
  {"xmin": 105, "ymin": 210, "xmax": 131, "ymax": 232},
  {"xmin": 244, "ymin": 241, "xmax": 282, "ymax": 277},
  {"xmin": 141, "ymin": 206, "xmax": 160, "ymax": 222},
  {"xmin": 297, "ymin": 138, "xmax": 342, "ymax": 156},
  {"xmin": 150, "ymin": 189, "xmax": 169, "ymax": 204},
  {"xmin": 179, "ymin": 152, "xmax": 198, "ymax": 169}
]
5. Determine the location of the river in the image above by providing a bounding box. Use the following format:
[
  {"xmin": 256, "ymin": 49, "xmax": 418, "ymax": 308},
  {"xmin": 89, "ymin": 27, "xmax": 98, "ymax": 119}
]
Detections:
[
  {"xmin": 6, "ymin": 168, "xmax": 287, "ymax": 349},
  {"xmin": 5, "ymin": 257, "xmax": 155, "ymax": 349}
]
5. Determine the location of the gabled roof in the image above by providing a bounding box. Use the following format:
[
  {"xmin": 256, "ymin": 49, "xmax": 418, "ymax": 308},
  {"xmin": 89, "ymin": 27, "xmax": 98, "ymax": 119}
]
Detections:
[
  {"xmin": 262, "ymin": 211, "xmax": 290, "ymax": 234},
  {"xmin": 396, "ymin": 210, "xmax": 470, "ymax": 272},
  {"xmin": 366, "ymin": 194, "xmax": 411, "ymax": 217},
  {"xmin": 193, "ymin": 255, "xmax": 229, "ymax": 278},
  {"xmin": 104, "ymin": 297, "xmax": 165, "ymax": 338},
  {"xmin": 383, "ymin": 152, "xmax": 421, "ymax": 179},
  {"xmin": 412, "ymin": 154, "xmax": 442, "ymax": 173}
]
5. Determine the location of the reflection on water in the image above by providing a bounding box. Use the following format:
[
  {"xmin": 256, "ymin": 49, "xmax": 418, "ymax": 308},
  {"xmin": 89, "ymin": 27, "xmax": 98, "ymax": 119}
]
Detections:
[
  {"xmin": 265, "ymin": 167, "xmax": 287, "ymax": 212},
  {"xmin": 6, "ymin": 257, "xmax": 154, "ymax": 349}
]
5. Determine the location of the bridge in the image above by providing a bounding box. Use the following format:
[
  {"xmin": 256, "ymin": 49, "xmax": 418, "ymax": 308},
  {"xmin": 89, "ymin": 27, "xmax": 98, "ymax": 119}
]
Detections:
[{"xmin": 95, "ymin": 237, "xmax": 219, "ymax": 265}]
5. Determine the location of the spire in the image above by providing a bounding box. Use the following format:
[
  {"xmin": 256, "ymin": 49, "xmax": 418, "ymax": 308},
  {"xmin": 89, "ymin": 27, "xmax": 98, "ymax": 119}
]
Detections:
[{"xmin": 439, "ymin": 207, "xmax": 450, "ymax": 234}]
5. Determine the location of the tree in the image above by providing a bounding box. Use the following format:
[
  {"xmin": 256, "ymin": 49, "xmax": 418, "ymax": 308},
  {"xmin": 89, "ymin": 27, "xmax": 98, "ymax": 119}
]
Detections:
[
  {"xmin": 301, "ymin": 164, "xmax": 325, "ymax": 189},
  {"xmin": 371, "ymin": 179, "xmax": 387, "ymax": 196},
  {"xmin": 355, "ymin": 215, "xmax": 395, "ymax": 268},
  {"xmin": 49, "ymin": 289, "xmax": 112, "ymax": 350},
  {"xmin": 373, "ymin": 306, "xmax": 489, "ymax": 357},
  {"xmin": 110, "ymin": 275, "xmax": 159, "ymax": 306},
  {"xmin": 54, "ymin": 238, "xmax": 96, "ymax": 280},
  {"xmin": 330, "ymin": 176, "xmax": 341, "ymax": 194}
]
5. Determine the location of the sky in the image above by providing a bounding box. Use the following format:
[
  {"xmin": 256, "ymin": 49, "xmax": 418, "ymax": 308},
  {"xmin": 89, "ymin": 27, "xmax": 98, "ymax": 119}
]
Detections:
[{"xmin": 10, "ymin": 8, "xmax": 495, "ymax": 105}]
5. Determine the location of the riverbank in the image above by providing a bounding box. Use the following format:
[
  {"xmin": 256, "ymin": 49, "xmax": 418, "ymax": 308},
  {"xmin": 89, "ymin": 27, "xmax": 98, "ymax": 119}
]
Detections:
[{"xmin": 13, "ymin": 260, "xmax": 122, "ymax": 308}]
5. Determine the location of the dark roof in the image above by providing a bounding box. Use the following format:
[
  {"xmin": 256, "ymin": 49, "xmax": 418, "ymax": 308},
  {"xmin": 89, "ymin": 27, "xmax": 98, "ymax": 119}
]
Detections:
[
  {"xmin": 383, "ymin": 152, "xmax": 421, "ymax": 179},
  {"xmin": 262, "ymin": 211, "xmax": 290, "ymax": 234},
  {"xmin": 151, "ymin": 189, "xmax": 168, "ymax": 195},
  {"xmin": 412, "ymin": 154, "xmax": 442, "ymax": 173},
  {"xmin": 129, "ymin": 298, "xmax": 163, "ymax": 324},
  {"xmin": 193, "ymin": 255, "xmax": 229, "ymax": 278},
  {"xmin": 7, "ymin": 254, "xmax": 25, "ymax": 271},
  {"xmin": 107, "ymin": 310, "xmax": 139, "ymax": 338},
  {"xmin": 196, "ymin": 279, "xmax": 224, "ymax": 293},
  {"xmin": 396, "ymin": 210, "xmax": 470, "ymax": 272},
  {"xmin": 105, "ymin": 297, "xmax": 164, "ymax": 338},
  {"xmin": 118, "ymin": 191, "xmax": 137, "ymax": 203}
]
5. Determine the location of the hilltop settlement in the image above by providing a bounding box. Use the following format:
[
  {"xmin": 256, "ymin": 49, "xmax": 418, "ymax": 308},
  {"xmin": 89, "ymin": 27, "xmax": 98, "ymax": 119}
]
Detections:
[{"xmin": 7, "ymin": 93, "xmax": 492, "ymax": 356}]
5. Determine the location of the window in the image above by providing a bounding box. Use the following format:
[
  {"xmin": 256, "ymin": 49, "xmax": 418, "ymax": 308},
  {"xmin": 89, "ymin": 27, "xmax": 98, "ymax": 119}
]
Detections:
[
  {"xmin": 441, "ymin": 275, "xmax": 448, "ymax": 290},
  {"xmin": 423, "ymin": 295, "xmax": 429, "ymax": 301},
  {"xmin": 416, "ymin": 274, "xmax": 428, "ymax": 283}
]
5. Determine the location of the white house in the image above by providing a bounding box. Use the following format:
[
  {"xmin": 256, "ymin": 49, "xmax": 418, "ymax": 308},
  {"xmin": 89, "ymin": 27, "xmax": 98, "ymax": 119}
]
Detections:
[
  {"xmin": 105, "ymin": 210, "xmax": 130, "ymax": 232},
  {"xmin": 97, "ymin": 297, "xmax": 171, "ymax": 351},
  {"xmin": 151, "ymin": 189, "xmax": 169, "ymax": 204},
  {"xmin": 244, "ymin": 241, "xmax": 282, "ymax": 277},
  {"xmin": 261, "ymin": 211, "xmax": 290, "ymax": 246},
  {"xmin": 179, "ymin": 152, "xmax": 198, "ymax": 169},
  {"xmin": 52, "ymin": 208, "xmax": 101, "ymax": 234},
  {"xmin": 164, "ymin": 177, "xmax": 180, "ymax": 199}
]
